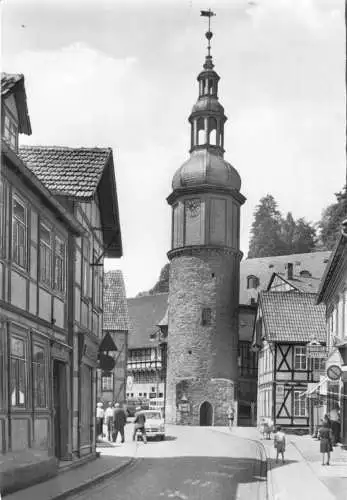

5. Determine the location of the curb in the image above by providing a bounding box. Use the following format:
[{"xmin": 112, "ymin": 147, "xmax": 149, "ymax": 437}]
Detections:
[{"xmin": 49, "ymin": 457, "xmax": 137, "ymax": 500}]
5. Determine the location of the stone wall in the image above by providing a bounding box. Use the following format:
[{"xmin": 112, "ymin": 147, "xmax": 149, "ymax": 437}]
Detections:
[{"xmin": 166, "ymin": 247, "xmax": 241, "ymax": 425}]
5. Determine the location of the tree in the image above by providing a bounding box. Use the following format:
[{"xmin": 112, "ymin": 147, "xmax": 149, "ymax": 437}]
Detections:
[
  {"xmin": 136, "ymin": 263, "xmax": 170, "ymax": 297},
  {"xmin": 317, "ymin": 186, "xmax": 347, "ymax": 250},
  {"xmin": 248, "ymin": 195, "xmax": 283, "ymax": 258}
]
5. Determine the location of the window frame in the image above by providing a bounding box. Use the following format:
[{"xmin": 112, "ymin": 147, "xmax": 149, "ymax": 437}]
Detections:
[
  {"xmin": 294, "ymin": 346, "xmax": 307, "ymax": 371},
  {"xmin": 53, "ymin": 235, "xmax": 66, "ymax": 294},
  {"xmin": 293, "ymin": 390, "xmax": 306, "ymax": 417},
  {"xmin": 81, "ymin": 237, "xmax": 90, "ymax": 298},
  {"xmin": 12, "ymin": 194, "xmax": 28, "ymax": 270},
  {"xmin": 32, "ymin": 342, "xmax": 48, "ymax": 409},
  {"xmin": 3, "ymin": 109, "xmax": 18, "ymax": 150},
  {"xmin": 39, "ymin": 220, "xmax": 53, "ymax": 287},
  {"xmin": 101, "ymin": 373, "xmax": 114, "ymax": 392},
  {"xmin": 10, "ymin": 334, "xmax": 28, "ymax": 408},
  {"xmin": 0, "ymin": 177, "xmax": 6, "ymax": 258}
]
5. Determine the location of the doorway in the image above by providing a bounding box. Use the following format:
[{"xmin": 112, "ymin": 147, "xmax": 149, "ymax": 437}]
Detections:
[
  {"xmin": 53, "ymin": 360, "xmax": 68, "ymax": 459},
  {"xmin": 200, "ymin": 401, "xmax": 213, "ymax": 426}
]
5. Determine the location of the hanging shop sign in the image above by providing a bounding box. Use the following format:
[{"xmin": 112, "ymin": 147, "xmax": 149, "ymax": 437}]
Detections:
[
  {"xmin": 327, "ymin": 364, "xmax": 342, "ymax": 381},
  {"xmin": 98, "ymin": 353, "xmax": 115, "ymax": 372}
]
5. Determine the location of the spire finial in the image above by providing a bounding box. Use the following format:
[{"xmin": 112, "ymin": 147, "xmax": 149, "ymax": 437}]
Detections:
[{"xmin": 200, "ymin": 9, "xmax": 216, "ymax": 69}]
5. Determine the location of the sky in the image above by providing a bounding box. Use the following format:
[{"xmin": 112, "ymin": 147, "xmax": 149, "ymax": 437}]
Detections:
[{"xmin": 2, "ymin": 0, "xmax": 346, "ymax": 297}]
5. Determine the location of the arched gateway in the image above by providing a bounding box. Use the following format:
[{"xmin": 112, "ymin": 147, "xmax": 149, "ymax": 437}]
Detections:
[{"xmin": 200, "ymin": 401, "xmax": 213, "ymax": 426}]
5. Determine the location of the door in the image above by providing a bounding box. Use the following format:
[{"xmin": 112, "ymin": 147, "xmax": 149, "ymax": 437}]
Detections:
[
  {"xmin": 200, "ymin": 401, "xmax": 213, "ymax": 426},
  {"xmin": 53, "ymin": 360, "xmax": 68, "ymax": 459}
]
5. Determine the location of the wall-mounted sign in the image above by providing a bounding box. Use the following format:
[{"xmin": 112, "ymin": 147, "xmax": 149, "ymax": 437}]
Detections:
[
  {"xmin": 276, "ymin": 385, "xmax": 284, "ymax": 398},
  {"xmin": 126, "ymin": 376, "xmax": 134, "ymax": 390},
  {"xmin": 178, "ymin": 402, "xmax": 190, "ymax": 413},
  {"xmin": 327, "ymin": 364, "xmax": 342, "ymax": 381},
  {"xmin": 307, "ymin": 345, "xmax": 327, "ymax": 359}
]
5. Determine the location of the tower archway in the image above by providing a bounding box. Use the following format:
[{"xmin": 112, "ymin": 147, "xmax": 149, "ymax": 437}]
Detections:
[{"xmin": 199, "ymin": 401, "xmax": 213, "ymax": 426}]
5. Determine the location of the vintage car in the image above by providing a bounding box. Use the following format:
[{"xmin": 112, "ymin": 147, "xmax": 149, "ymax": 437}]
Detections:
[{"xmin": 142, "ymin": 410, "xmax": 165, "ymax": 440}]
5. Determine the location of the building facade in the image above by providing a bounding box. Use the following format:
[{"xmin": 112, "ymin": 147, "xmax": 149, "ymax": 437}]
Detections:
[
  {"xmin": 165, "ymin": 28, "xmax": 245, "ymax": 426},
  {"xmin": 98, "ymin": 270, "xmax": 129, "ymax": 405},
  {"xmin": 126, "ymin": 294, "xmax": 168, "ymax": 409},
  {"xmin": 0, "ymin": 73, "xmax": 122, "ymax": 494},
  {"xmin": 253, "ymin": 291, "xmax": 326, "ymax": 432},
  {"xmin": 317, "ymin": 224, "xmax": 347, "ymax": 446}
]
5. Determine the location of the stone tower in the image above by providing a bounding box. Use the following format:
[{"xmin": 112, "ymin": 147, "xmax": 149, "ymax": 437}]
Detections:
[{"xmin": 165, "ymin": 20, "xmax": 245, "ymax": 426}]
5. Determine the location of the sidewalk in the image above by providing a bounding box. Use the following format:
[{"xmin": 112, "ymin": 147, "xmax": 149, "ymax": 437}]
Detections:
[
  {"xmin": 4, "ymin": 426, "xmax": 137, "ymax": 500},
  {"xmin": 217, "ymin": 426, "xmax": 347, "ymax": 500}
]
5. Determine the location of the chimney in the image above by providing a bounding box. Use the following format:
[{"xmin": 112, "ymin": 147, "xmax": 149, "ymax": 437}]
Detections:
[{"xmin": 287, "ymin": 263, "xmax": 293, "ymax": 280}]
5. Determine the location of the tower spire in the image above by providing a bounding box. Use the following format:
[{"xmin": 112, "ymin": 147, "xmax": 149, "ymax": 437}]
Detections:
[{"xmin": 200, "ymin": 9, "xmax": 216, "ymax": 70}]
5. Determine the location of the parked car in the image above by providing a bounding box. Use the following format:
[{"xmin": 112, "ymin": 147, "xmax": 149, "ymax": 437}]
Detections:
[{"xmin": 142, "ymin": 410, "xmax": 165, "ymax": 440}]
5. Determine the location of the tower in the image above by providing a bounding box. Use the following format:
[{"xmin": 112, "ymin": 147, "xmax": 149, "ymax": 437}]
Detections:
[{"xmin": 165, "ymin": 12, "xmax": 246, "ymax": 426}]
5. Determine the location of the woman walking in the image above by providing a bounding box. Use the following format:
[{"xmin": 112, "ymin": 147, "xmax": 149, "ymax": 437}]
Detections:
[{"xmin": 319, "ymin": 421, "xmax": 333, "ymax": 466}]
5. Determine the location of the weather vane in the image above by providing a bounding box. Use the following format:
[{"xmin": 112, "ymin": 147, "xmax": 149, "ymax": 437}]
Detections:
[{"xmin": 200, "ymin": 9, "xmax": 216, "ymax": 57}]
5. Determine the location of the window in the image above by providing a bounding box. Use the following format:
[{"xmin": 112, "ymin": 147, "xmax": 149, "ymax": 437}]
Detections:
[
  {"xmin": 92, "ymin": 251, "xmax": 102, "ymax": 307},
  {"xmin": 247, "ymin": 275, "xmax": 259, "ymax": 289},
  {"xmin": 294, "ymin": 391, "xmax": 306, "ymax": 417},
  {"xmin": 54, "ymin": 236, "xmax": 66, "ymax": 293},
  {"xmin": 12, "ymin": 196, "xmax": 27, "ymax": 269},
  {"xmin": 82, "ymin": 238, "xmax": 90, "ymax": 297},
  {"xmin": 39, "ymin": 222, "xmax": 52, "ymax": 286},
  {"xmin": 3, "ymin": 111, "xmax": 18, "ymax": 150},
  {"xmin": 33, "ymin": 344, "xmax": 47, "ymax": 408},
  {"xmin": 313, "ymin": 358, "xmax": 326, "ymax": 372},
  {"xmin": 202, "ymin": 308, "xmax": 212, "ymax": 326},
  {"xmin": 0, "ymin": 178, "xmax": 5, "ymax": 257},
  {"xmin": 294, "ymin": 346, "xmax": 307, "ymax": 370},
  {"xmin": 101, "ymin": 374, "xmax": 113, "ymax": 392},
  {"xmin": 10, "ymin": 336, "xmax": 26, "ymax": 407}
]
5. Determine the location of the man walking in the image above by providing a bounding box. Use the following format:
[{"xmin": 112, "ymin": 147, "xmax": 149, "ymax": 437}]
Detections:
[
  {"xmin": 133, "ymin": 406, "xmax": 147, "ymax": 444},
  {"xmin": 104, "ymin": 402, "xmax": 114, "ymax": 441},
  {"xmin": 112, "ymin": 403, "xmax": 127, "ymax": 443}
]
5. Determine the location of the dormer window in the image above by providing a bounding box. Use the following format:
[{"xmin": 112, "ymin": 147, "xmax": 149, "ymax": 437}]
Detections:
[
  {"xmin": 299, "ymin": 270, "xmax": 312, "ymax": 278},
  {"xmin": 247, "ymin": 275, "xmax": 259, "ymax": 289},
  {"xmin": 3, "ymin": 110, "xmax": 18, "ymax": 150}
]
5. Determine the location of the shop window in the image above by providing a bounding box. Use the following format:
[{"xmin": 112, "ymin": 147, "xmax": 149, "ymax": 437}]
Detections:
[
  {"xmin": 294, "ymin": 346, "xmax": 307, "ymax": 370},
  {"xmin": 294, "ymin": 391, "xmax": 306, "ymax": 417},
  {"xmin": 12, "ymin": 196, "xmax": 28, "ymax": 269},
  {"xmin": 54, "ymin": 236, "xmax": 66, "ymax": 293},
  {"xmin": 33, "ymin": 344, "xmax": 47, "ymax": 408},
  {"xmin": 10, "ymin": 336, "xmax": 26, "ymax": 407},
  {"xmin": 39, "ymin": 222, "xmax": 52, "ymax": 286}
]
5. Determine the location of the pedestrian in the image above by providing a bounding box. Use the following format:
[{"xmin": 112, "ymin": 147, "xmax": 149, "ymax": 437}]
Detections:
[
  {"xmin": 273, "ymin": 426, "xmax": 286, "ymax": 464},
  {"xmin": 319, "ymin": 421, "xmax": 333, "ymax": 466},
  {"xmin": 104, "ymin": 402, "xmax": 114, "ymax": 441},
  {"xmin": 96, "ymin": 402, "xmax": 104, "ymax": 439},
  {"xmin": 329, "ymin": 404, "xmax": 341, "ymax": 446},
  {"xmin": 227, "ymin": 405, "xmax": 235, "ymax": 430},
  {"xmin": 323, "ymin": 413, "xmax": 331, "ymax": 428},
  {"xmin": 112, "ymin": 403, "xmax": 127, "ymax": 443},
  {"xmin": 132, "ymin": 406, "xmax": 147, "ymax": 444}
]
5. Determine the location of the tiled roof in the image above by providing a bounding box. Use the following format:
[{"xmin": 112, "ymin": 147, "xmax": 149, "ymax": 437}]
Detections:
[
  {"xmin": 240, "ymin": 251, "xmax": 331, "ymax": 305},
  {"xmin": 260, "ymin": 291, "xmax": 326, "ymax": 343},
  {"xmin": 19, "ymin": 146, "xmax": 112, "ymax": 198},
  {"xmin": 127, "ymin": 293, "xmax": 168, "ymax": 349},
  {"xmin": 103, "ymin": 270, "xmax": 129, "ymax": 331},
  {"xmin": 1, "ymin": 72, "xmax": 23, "ymax": 96}
]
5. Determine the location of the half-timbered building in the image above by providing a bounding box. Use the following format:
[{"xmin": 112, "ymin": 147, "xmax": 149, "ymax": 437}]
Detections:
[
  {"xmin": 253, "ymin": 291, "xmax": 326, "ymax": 432},
  {"xmin": 0, "ymin": 73, "xmax": 123, "ymax": 494}
]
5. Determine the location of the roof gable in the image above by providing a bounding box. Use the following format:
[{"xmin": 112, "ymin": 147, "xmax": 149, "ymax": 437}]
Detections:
[
  {"xmin": 240, "ymin": 251, "xmax": 331, "ymax": 305},
  {"xmin": 127, "ymin": 293, "xmax": 168, "ymax": 349},
  {"xmin": 1, "ymin": 73, "xmax": 31, "ymax": 135},
  {"xmin": 19, "ymin": 146, "xmax": 122, "ymax": 257},
  {"xmin": 259, "ymin": 291, "xmax": 326, "ymax": 343}
]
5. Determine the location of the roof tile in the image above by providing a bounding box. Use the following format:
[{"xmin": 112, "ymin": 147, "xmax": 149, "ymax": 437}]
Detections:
[
  {"xmin": 103, "ymin": 270, "xmax": 129, "ymax": 331},
  {"xmin": 260, "ymin": 291, "xmax": 326, "ymax": 343},
  {"xmin": 19, "ymin": 146, "xmax": 111, "ymax": 198}
]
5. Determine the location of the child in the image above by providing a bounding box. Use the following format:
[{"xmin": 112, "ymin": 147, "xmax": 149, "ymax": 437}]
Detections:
[{"xmin": 274, "ymin": 426, "xmax": 286, "ymax": 464}]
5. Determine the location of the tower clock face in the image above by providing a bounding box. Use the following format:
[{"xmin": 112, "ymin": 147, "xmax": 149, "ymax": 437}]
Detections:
[{"xmin": 186, "ymin": 199, "xmax": 200, "ymax": 218}]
